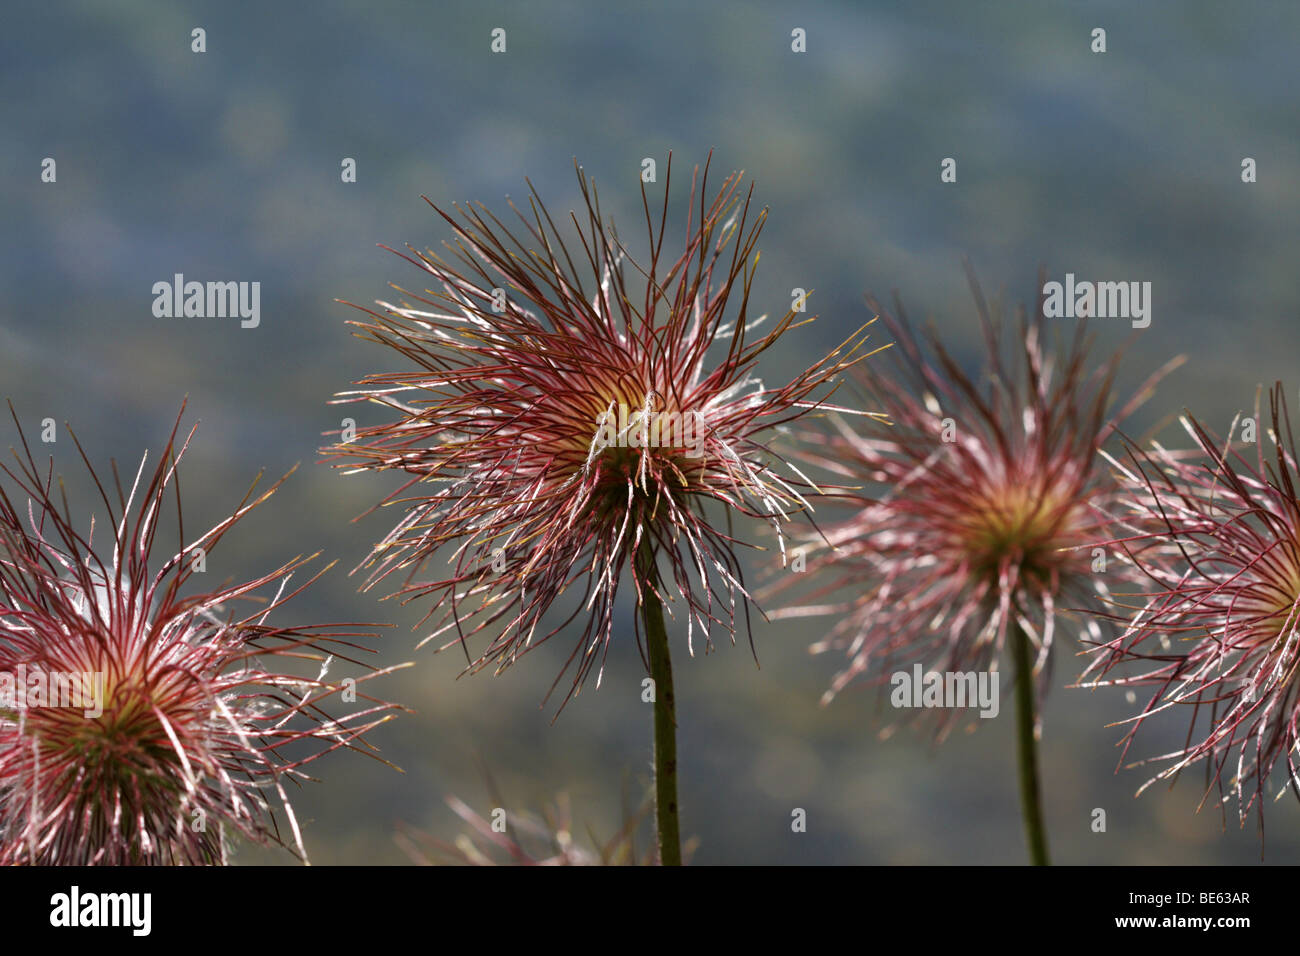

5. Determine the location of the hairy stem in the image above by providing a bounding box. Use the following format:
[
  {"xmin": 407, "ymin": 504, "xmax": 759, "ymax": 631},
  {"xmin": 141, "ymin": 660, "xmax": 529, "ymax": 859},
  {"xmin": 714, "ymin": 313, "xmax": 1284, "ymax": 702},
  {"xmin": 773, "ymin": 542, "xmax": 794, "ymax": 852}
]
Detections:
[
  {"xmin": 637, "ymin": 541, "xmax": 681, "ymax": 866},
  {"xmin": 1012, "ymin": 620, "xmax": 1050, "ymax": 866}
]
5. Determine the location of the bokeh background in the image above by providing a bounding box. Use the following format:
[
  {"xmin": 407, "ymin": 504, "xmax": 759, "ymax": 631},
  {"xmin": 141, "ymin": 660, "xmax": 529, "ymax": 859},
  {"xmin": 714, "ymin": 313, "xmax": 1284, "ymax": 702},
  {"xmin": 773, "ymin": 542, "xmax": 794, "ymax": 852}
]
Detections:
[{"xmin": 3, "ymin": 0, "xmax": 1299, "ymax": 864}]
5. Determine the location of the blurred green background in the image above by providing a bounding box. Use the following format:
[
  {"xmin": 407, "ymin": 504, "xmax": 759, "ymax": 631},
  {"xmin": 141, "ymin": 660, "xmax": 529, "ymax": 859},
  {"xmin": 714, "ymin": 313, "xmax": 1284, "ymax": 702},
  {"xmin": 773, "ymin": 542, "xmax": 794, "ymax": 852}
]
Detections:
[{"xmin": 3, "ymin": 0, "xmax": 1299, "ymax": 864}]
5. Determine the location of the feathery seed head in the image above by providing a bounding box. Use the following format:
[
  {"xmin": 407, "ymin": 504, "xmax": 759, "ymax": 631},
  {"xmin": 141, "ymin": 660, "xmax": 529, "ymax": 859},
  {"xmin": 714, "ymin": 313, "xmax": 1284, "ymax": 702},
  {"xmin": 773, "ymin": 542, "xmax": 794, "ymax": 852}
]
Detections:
[
  {"xmin": 1082, "ymin": 382, "xmax": 1300, "ymax": 832},
  {"xmin": 0, "ymin": 406, "xmax": 403, "ymax": 864},
  {"xmin": 777, "ymin": 264, "xmax": 1176, "ymax": 735},
  {"xmin": 325, "ymin": 153, "xmax": 878, "ymax": 708}
]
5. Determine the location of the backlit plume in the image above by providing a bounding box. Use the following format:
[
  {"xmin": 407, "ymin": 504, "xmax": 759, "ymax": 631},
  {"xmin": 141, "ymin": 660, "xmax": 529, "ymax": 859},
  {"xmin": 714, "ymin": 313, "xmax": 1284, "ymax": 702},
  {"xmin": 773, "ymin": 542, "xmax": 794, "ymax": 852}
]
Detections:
[
  {"xmin": 1082, "ymin": 383, "xmax": 1300, "ymax": 835},
  {"xmin": 0, "ymin": 407, "xmax": 403, "ymax": 864},
  {"xmin": 326, "ymin": 154, "xmax": 878, "ymax": 708}
]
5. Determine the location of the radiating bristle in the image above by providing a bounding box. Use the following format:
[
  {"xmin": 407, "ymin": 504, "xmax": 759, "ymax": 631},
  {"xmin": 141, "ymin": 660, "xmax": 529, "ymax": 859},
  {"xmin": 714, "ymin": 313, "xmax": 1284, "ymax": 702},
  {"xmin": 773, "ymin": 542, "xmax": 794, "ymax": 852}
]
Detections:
[
  {"xmin": 0, "ymin": 405, "xmax": 403, "ymax": 865},
  {"xmin": 1081, "ymin": 382, "xmax": 1300, "ymax": 835},
  {"xmin": 774, "ymin": 265, "xmax": 1172, "ymax": 740},
  {"xmin": 323, "ymin": 154, "xmax": 879, "ymax": 710}
]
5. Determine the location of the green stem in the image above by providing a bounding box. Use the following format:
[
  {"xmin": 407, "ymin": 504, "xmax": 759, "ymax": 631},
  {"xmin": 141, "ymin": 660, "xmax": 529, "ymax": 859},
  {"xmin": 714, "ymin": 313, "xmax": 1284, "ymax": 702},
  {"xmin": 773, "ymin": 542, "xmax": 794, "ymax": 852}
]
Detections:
[
  {"xmin": 637, "ymin": 542, "xmax": 681, "ymax": 866},
  {"xmin": 1011, "ymin": 620, "xmax": 1050, "ymax": 866}
]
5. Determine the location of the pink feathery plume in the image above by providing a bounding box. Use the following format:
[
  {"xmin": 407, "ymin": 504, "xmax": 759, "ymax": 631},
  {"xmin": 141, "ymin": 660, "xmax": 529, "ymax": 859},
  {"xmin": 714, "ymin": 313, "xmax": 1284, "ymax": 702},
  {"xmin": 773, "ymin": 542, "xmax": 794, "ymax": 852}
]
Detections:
[
  {"xmin": 0, "ymin": 404, "xmax": 405, "ymax": 865},
  {"xmin": 1081, "ymin": 382, "xmax": 1300, "ymax": 841},
  {"xmin": 324, "ymin": 153, "xmax": 879, "ymax": 710}
]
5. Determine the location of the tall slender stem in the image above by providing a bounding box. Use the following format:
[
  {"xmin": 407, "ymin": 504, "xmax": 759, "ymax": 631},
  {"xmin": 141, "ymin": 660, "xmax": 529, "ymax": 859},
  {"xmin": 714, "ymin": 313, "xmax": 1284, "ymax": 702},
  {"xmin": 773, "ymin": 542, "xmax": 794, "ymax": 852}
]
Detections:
[
  {"xmin": 637, "ymin": 541, "xmax": 681, "ymax": 866},
  {"xmin": 1011, "ymin": 620, "xmax": 1050, "ymax": 865}
]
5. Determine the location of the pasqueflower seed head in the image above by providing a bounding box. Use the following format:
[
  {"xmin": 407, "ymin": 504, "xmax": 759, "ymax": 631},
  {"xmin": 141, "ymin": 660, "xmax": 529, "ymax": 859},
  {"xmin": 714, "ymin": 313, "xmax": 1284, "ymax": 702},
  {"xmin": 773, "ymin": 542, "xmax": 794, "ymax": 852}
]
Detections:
[
  {"xmin": 0, "ymin": 406, "xmax": 403, "ymax": 865},
  {"xmin": 776, "ymin": 264, "xmax": 1176, "ymax": 737},
  {"xmin": 1081, "ymin": 383, "xmax": 1300, "ymax": 836},
  {"xmin": 326, "ymin": 154, "xmax": 877, "ymax": 708}
]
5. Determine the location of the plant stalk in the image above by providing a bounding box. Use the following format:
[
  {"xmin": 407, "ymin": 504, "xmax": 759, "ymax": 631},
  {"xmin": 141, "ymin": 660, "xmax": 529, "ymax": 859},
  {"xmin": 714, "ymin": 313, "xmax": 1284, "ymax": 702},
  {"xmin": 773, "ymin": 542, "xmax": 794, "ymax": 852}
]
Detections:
[
  {"xmin": 1011, "ymin": 620, "xmax": 1050, "ymax": 865},
  {"xmin": 637, "ymin": 542, "xmax": 681, "ymax": 866}
]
